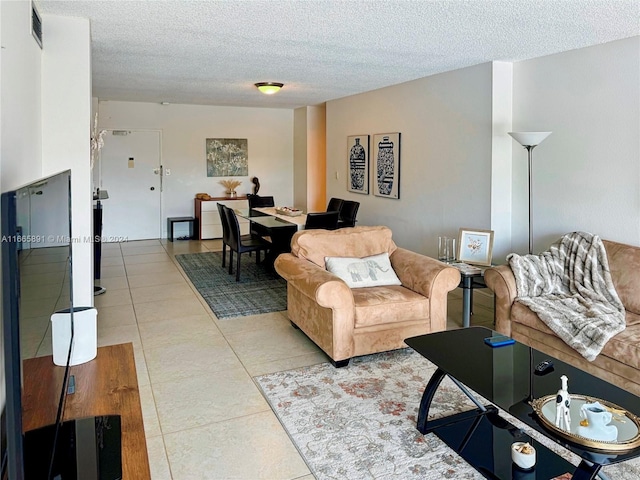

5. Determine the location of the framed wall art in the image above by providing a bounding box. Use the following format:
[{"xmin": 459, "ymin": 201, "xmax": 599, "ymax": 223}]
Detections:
[
  {"xmin": 457, "ymin": 228, "xmax": 494, "ymax": 266},
  {"xmin": 372, "ymin": 132, "xmax": 401, "ymax": 199},
  {"xmin": 206, "ymin": 138, "xmax": 248, "ymax": 177},
  {"xmin": 347, "ymin": 135, "xmax": 369, "ymax": 194}
]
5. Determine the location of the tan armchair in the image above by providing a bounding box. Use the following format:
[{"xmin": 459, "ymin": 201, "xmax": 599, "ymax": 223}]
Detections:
[{"xmin": 274, "ymin": 226, "xmax": 460, "ymax": 366}]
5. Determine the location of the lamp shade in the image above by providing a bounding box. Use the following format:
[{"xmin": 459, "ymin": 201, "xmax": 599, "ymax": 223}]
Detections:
[
  {"xmin": 255, "ymin": 82, "xmax": 284, "ymax": 95},
  {"xmin": 508, "ymin": 132, "xmax": 552, "ymax": 147}
]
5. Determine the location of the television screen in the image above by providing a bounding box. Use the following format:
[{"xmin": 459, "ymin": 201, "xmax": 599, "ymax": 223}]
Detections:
[{"xmin": 2, "ymin": 170, "xmax": 73, "ymax": 479}]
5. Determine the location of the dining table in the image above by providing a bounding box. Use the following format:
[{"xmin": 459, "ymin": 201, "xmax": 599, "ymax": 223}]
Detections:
[{"xmin": 233, "ymin": 207, "xmax": 306, "ymax": 265}]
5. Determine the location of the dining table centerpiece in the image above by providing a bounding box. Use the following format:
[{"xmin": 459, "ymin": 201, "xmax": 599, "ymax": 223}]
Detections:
[{"xmin": 219, "ymin": 178, "xmax": 242, "ymax": 198}]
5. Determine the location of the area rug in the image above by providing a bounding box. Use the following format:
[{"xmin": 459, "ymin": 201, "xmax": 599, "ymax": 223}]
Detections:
[
  {"xmin": 255, "ymin": 349, "xmax": 640, "ymax": 480},
  {"xmin": 175, "ymin": 251, "xmax": 287, "ymax": 319}
]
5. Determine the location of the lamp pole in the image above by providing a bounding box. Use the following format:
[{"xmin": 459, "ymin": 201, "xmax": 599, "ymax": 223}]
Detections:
[
  {"xmin": 525, "ymin": 145, "xmax": 535, "ymax": 255},
  {"xmin": 508, "ymin": 132, "xmax": 552, "ymax": 255}
]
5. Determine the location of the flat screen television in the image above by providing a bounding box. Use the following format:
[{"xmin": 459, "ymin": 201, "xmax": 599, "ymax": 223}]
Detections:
[{"xmin": 1, "ymin": 170, "xmax": 121, "ymax": 480}]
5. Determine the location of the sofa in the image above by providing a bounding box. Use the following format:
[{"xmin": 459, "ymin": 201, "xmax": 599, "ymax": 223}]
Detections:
[
  {"xmin": 274, "ymin": 226, "xmax": 461, "ymax": 366},
  {"xmin": 485, "ymin": 239, "xmax": 640, "ymax": 395}
]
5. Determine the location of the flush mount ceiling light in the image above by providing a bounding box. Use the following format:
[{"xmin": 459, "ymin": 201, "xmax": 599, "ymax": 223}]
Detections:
[{"xmin": 255, "ymin": 82, "xmax": 284, "ymax": 95}]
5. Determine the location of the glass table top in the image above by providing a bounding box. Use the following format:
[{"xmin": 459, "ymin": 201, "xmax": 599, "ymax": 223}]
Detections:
[{"xmin": 405, "ymin": 326, "xmax": 640, "ymax": 465}]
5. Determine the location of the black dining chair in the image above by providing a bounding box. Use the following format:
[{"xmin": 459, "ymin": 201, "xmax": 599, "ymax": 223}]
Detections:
[
  {"xmin": 247, "ymin": 194, "xmax": 275, "ymax": 208},
  {"xmin": 326, "ymin": 197, "xmax": 344, "ymax": 214},
  {"xmin": 216, "ymin": 203, "xmax": 232, "ymax": 268},
  {"xmin": 338, "ymin": 200, "xmax": 360, "ymax": 228},
  {"xmin": 223, "ymin": 205, "xmax": 271, "ymax": 281},
  {"xmin": 337, "ymin": 200, "xmax": 360, "ymax": 228},
  {"xmin": 304, "ymin": 211, "xmax": 340, "ymax": 230}
]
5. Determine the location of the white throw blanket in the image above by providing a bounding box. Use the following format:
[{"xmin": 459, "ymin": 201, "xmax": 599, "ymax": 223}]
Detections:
[{"xmin": 508, "ymin": 231, "xmax": 625, "ymax": 361}]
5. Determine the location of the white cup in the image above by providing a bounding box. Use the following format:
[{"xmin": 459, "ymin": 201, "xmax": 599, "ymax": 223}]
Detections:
[{"xmin": 511, "ymin": 442, "xmax": 536, "ymax": 470}]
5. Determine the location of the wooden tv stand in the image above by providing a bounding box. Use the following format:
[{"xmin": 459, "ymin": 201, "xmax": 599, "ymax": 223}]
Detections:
[{"xmin": 22, "ymin": 343, "xmax": 151, "ymax": 479}]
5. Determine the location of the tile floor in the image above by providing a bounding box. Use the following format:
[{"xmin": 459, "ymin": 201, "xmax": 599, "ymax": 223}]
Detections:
[{"xmin": 23, "ymin": 238, "xmax": 495, "ymax": 479}]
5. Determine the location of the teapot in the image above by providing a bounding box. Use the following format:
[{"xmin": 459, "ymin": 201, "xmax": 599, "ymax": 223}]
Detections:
[{"xmin": 577, "ymin": 402, "xmax": 618, "ymax": 442}]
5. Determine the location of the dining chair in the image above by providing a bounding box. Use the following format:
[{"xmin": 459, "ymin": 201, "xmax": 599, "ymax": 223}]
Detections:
[
  {"xmin": 337, "ymin": 200, "xmax": 360, "ymax": 228},
  {"xmin": 304, "ymin": 211, "xmax": 340, "ymax": 230},
  {"xmin": 326, "ymin": 197, "xmax": 344, "ymax": 214},
  {"xmin": 247, "ymin": 194, "xmax": 275, "ymax": 208},
  {"xmin": 216, "ymin": 203, "xmax": 232, "ymax": 268},
  {"xmin": 223, "ymin": 205, "xmax": 271, "ymax": 281}
]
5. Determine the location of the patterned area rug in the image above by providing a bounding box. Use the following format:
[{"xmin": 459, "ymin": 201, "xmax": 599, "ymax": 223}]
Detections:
[
  {"xmin": 255, "ymin": 349, "xmax": 640, "ymax": 480},
  {"xmin": 175, "ymin": 251, "xmax": 287, "ymax": 319}
]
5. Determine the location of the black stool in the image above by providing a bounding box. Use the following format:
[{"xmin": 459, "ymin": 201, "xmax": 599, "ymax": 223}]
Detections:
[{"xmin": 167, "ymin": 216, "xmax": 195, "ymax": 241}]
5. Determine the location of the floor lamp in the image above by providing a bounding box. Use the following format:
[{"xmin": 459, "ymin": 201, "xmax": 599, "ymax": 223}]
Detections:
[{"xmin": 508, "ymin": 131, "xmax": 552, "ymax": 255}]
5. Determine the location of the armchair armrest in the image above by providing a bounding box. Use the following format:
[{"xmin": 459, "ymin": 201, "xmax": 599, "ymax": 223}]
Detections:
[
  {"xmin": 484, "ymin": 264, "xmax": 517, "ymax": 336},
  {"xmin": 390, "ymin": 248, "xmax": 460, "ymax": 297},
  {"xmin": 390, "ymin": 248, "xmax": 460, "ymax": 332},
  {"xmin": 274, "ymin": 253, "xmax": 354, "ymax": 310}
]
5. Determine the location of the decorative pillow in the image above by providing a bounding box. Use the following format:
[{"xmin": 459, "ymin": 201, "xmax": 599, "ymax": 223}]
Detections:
[{"xmin": 325, "ymin": 252, "xmax": 402, "ymax": 288}]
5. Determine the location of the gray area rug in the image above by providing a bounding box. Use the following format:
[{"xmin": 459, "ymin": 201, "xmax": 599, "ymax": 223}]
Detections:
[
  {"xmin": 175, "ymin": 251, "xmax": 287, "ymax": 319},
  {"xmin": 255, "ymin": 349, "xmax": 640, "ymax": 480}
]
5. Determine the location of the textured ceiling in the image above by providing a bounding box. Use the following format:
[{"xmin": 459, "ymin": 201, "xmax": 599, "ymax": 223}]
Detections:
[{"xmin": 37, "ymin": 0, "xmax": 640, "ymax": 109}]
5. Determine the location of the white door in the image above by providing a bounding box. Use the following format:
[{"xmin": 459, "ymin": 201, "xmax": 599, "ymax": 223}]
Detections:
[{"xmin": 99, "ymin": 130, "xmax": 162, "ymax": 241}]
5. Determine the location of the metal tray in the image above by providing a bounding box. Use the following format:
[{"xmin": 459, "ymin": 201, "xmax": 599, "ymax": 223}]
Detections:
[{"xmin": 530, "ymin": 394, "xmax": 640, "ymax": 452}]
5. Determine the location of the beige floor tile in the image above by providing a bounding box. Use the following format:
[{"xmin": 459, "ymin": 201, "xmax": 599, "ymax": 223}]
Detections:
[
  {"xmin": 96, "ymin": 276, "xmax": 130, "ymax": 291},
  {"xmin": 21, "ymin": 253, "xmax": 69, "ymax": 265},
  {"xmin": 100, "ymin": 256, "xmax": 125, "ymax": 267},
  {"xmin": 122, "ymin": 239, "xmax": 163, "ymax": 248},
  {"xmin": 139, "ymin": 383, "xmax": 162, "ymax": 438},
  {"xmin": 96, "ymin": 324, "xmax": 142, "ymax": 350},
  {"xmin": 124, "ymin": 253, "xmax": 172, "ymax": 265},
  {"xmin": 135, "ymin": 349, "xmax": 151, "ymax": 387},
  {"xmin": 199, "ymin": 239, "xmax": 224, "ymax": 250},
  {"xmin": 127, "ymin": 271, "xmax": 187, "ymax": 288},
  {"xmin": 130, "ymin": 283, "xmax": 196, "ymax": 304},
  {"xmin": 101, "ymin": 248, "xmax": 123, "ymax": 258},
  {"xmin": 20, "ymin": 284, "xmax": 65, "ymax": 300},
  {"xmin": 153, "ymin": 367, "xmax": 270, "ymax": 434},
  {"xmin": 124, "ymin": 261, "xmax": 179, "ymax": 276},
  {"xmin": 162, "ymin": 242, "xmax": 210, "ymax": 254},
  {"xmin": 122, "ymin": 245, "xmax": 167, "ymax": 256},
  {"xmin": 163, "ymin": 411, "xmax": 310, "ymax": 480},
  {"xmin": 225, "ymin": 323, "xmax": 322, "ymax": 368},
  {"xmin": 134, "ymin": 298, "xmax": 209, "ymax": 323},
  {"xmin": 96, "ymin": 304, "xmax": 137, "ymax": 328},
  {"xmin": 138, "ymin": 315, "xmax": 221, "ymax": 350},
  {"xmin": 144, "ymin": 335, "xmax": 242, "ymax": 384},
  {"xmin": 145, "ymin": 436, "xmax": 172, "ymax": 480},
  {"xmin": 100, "ymin": 265, "xmax": 127, "ymax": 278},
  {"xmin": 94, "ymin": 288, "xmax": 132, "ymax": 308},
  {"xmin": 214, "ymin": 311, "xmax": 289, "ymax": 336},
  {"xmin": 245, "ymin": 350, "xmax": 330, "ymax": 377}
]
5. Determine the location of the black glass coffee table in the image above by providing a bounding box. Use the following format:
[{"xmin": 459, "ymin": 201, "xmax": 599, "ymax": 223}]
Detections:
[{"xmin": 405, "ymin": 327, "xmax": 640, "ymax": 480}]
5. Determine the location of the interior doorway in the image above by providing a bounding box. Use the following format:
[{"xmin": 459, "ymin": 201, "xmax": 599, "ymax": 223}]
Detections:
[{"xmin": 98, "ymin": 130, "xmax": 162, "ymax": 241}]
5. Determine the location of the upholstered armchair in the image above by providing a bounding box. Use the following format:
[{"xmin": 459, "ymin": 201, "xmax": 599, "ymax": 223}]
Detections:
[{"xmin": 274, "ymin": 226, "xmax": 460, "ymax": 366}]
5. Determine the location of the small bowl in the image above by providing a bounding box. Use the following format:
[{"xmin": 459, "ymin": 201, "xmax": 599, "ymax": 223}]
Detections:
[{"xmin": 511, "ymin": 442, "xmax": 536, "ymax": 470}]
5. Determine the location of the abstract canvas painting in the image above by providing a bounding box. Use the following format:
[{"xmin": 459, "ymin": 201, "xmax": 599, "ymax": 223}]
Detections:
[{"xmin": 206, "ymin": 138, "xmax": 248, "ymax": 177}]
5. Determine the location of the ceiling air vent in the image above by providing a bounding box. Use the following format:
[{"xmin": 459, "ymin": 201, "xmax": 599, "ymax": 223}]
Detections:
[{"xmin": 32, "ymin": 2, "xmax": 43, "ymax": 49}]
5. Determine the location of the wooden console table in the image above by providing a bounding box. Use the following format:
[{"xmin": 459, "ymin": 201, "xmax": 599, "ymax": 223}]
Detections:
[
  {"xmin": 22, "ymin": 343, "xmax": 151, "ymax": 479},
  {"xmin": 194, "ymin": 196, "xmax": 249, "ymax": 239}
]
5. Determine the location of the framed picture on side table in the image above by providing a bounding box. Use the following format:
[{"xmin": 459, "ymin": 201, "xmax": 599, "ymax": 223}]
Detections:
[{"xmin": 457, "ymin": 228, "xmax": 494, "ymax": 266}]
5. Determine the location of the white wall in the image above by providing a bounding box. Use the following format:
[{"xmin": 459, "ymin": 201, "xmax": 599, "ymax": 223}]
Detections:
[
  {"xmin": 512, "ymin": 36, "xmax": 640, "ymax": 252},
  {"xmin": 97, "ymin": 101, "xmax": 294, "ymax": 237},
  {"xmin": 326, "ymin": 63, "xmax": 494, "ymax": 256},
  {"xmin": 1, "ymin": 0, "xmax": 43, "ymax": 190},
  {"xmin": 42, "ymin": 15, "xmax": 93, "ymax": 306}
]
